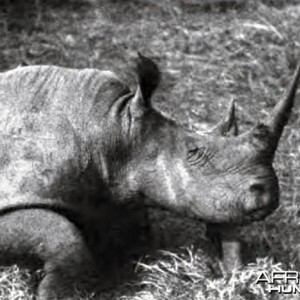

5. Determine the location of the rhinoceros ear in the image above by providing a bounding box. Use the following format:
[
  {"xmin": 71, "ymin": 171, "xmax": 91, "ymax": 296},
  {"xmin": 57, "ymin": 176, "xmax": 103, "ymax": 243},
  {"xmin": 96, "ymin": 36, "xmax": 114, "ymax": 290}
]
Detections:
[
  {"xmin": 136, "ymin": 52, "xmax": 160, "ymax": 101},
  {"xmin": 211, "ymin": 99, "xmax": 238, "ymax": 136},
  {"xmin": 130, "ymin": 85, "xmax": 147, "ymax": 118},
  {"xmin": 130, "ymin": 53, "xmax": 160, "ymax": 117}
]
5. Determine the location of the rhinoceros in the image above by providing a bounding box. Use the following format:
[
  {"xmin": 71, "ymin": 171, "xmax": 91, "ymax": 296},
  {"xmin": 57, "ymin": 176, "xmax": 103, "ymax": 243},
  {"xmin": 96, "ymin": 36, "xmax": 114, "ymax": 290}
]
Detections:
[{"xmin": 0, "ymin": 53, "xmax": 299, "ymax": 299}]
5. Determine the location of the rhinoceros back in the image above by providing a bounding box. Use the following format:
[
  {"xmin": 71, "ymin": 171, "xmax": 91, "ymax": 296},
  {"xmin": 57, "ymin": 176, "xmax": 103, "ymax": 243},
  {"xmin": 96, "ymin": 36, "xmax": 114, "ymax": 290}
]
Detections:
[{"xmin": 0, "ymin": 65, "xmax": 130, "ymax": 211}]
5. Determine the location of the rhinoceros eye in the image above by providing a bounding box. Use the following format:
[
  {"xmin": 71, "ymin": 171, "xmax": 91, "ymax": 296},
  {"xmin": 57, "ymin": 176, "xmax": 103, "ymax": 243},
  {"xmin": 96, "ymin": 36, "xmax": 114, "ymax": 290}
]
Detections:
[{"xmin": 187, "ymin": 147, "xmax": 206, "ymax": 163}]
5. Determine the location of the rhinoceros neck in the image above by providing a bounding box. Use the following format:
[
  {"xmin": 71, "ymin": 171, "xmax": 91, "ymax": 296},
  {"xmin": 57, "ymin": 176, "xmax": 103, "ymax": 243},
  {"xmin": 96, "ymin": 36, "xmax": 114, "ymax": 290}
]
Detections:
[
  {"xmin": 0, "ymin": 65, "xmax": 130, "ymax": 124},
  {"xmin": 0, "ymin": 65, "xmax": 132, "ymax": 210}
]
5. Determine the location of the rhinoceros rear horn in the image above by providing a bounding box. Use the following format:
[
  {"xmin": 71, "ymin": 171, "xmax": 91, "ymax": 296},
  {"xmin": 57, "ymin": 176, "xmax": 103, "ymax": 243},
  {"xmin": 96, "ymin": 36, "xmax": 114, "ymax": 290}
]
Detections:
[
  {"xmin": 254, "ymin": 62, "xmax": 300, "ymax": 145},
  {"xmin": 130, "ymin": 53, "xmax": 160, "ymax": 117},
  {"xmin": 211, "ymin": 99, "xmax": 238, "ymax": 136}
]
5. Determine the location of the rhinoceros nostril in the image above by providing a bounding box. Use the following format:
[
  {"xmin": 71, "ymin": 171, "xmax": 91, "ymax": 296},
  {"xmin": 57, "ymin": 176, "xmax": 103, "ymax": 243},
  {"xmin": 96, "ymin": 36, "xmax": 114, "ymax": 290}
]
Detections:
[
  {"xmin": 249, "ymin": 183, "xmax": 265, "ymax": 195},
  {"xmin": 243, "ymin": 183, "xmax": 268, "ymax": 213}
]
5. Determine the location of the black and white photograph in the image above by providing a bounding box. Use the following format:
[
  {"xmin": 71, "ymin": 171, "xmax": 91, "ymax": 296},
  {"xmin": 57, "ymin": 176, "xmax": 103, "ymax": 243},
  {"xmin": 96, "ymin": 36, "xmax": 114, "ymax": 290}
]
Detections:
[{"xmin": 0, "ymin": 0, "xmax": 300, "ymax": 299}]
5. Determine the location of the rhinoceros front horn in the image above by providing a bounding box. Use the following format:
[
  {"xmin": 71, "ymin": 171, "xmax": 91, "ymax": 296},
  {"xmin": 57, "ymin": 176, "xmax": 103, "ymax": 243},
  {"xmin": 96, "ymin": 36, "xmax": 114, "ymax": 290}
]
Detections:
[
  {"xmin": 211, "ymin": 98, "xmax": 238, "ymax": 136},
  {"xmin": 252, "ymin": 63, "xmax": 300, "ymax": 148}
]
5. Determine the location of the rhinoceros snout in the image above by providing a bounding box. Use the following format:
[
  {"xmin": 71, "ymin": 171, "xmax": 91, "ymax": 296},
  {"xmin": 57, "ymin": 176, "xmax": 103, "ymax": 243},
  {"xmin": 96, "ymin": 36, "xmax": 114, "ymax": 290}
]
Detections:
[{"xmin": 243, "ymin": 179, "xmax": 279, "ymax": 221}]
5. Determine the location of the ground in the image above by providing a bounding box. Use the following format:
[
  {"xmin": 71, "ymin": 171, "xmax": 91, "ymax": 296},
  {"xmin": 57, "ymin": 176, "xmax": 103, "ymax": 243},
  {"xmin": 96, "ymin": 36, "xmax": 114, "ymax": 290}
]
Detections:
[{"xmin": 1, "ymin": 0, "xmax": 300, "ymax": 299}]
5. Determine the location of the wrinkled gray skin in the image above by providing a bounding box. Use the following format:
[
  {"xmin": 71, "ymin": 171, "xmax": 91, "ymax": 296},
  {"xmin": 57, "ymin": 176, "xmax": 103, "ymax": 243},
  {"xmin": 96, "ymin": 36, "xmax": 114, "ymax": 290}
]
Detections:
[
  {"xmin": 0, "ymin": 54, "xmax": 299, "ymax": 299},
  {"xmin": 207, "ymin": 63, "xmax": 300, "ymax": 271}
]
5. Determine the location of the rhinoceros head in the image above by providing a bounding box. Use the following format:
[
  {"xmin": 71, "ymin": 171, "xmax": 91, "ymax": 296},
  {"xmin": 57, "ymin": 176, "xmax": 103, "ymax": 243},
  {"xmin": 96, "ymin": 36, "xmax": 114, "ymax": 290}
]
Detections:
[{"xmin": 101, "ymin": 54, "xmax": 300, "ymax": 225}]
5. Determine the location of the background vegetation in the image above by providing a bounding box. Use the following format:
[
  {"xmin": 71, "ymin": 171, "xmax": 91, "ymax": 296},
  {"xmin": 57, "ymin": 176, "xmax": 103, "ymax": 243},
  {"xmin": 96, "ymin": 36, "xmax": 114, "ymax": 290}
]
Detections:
[{"xmin": 1, "ymin": 0, "xmax": 300, "ymax": 299}]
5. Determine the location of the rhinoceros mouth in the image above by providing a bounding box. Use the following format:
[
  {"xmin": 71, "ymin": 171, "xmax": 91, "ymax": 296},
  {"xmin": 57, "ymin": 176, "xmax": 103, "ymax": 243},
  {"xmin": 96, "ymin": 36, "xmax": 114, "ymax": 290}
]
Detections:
[{"xmin": 245, "ymin": 202, "xmax": 278, "ymax": 222}]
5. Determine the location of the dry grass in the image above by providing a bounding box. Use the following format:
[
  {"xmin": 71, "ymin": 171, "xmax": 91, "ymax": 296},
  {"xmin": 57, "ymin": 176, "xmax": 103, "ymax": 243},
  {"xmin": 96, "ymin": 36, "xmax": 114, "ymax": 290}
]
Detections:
[
  {"xmin": 1, "ymin": 0, "xmax": 300, "ymax": 299},
  {"xmin": 0, "ymin": 266, "xmax": 35, "ymax": 300}
]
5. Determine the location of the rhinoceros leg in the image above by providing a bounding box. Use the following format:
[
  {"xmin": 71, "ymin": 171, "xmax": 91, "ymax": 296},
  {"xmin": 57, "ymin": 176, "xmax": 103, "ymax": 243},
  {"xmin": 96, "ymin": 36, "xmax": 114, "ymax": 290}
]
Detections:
[
  {"xmin": 206, "ymin": 223, "xmax": 242, "ymax": 272},
  {"xmin": 221, "ymin": 237, "xmax": 242, "ymax": 271},
  {"xmin": 0, "ymin": 208, "xmax": 100, "ymax": 300}
]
